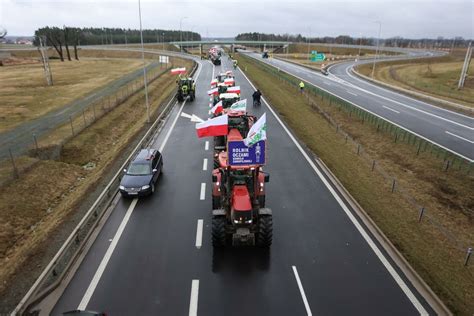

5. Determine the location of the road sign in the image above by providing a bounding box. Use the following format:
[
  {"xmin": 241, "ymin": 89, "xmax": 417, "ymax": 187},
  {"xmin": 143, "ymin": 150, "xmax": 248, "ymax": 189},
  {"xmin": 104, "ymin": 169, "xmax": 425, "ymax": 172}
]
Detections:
[
  {"xmin": 311, "ymin": 53, "xmax": 326, "ymax": 62},
  {"xmin": 228, "ymin": 140, "xmax": 266, "ymax": 166},
  {"xmin": 159, "ymin": 55, "xmax": 169, "ymax": 63}
]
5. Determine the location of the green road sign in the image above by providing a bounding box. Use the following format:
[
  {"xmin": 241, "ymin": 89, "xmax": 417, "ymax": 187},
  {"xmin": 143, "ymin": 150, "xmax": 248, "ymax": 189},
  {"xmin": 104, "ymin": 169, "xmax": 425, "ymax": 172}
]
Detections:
[{"xmin": 311, "ymin": 53, "xmax": 326, "ymax": 62}]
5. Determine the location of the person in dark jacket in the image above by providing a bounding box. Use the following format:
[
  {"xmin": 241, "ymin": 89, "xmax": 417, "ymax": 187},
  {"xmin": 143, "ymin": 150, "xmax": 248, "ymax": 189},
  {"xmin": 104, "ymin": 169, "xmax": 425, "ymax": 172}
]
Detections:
[{"xmin": 252, "ymin": 89, "xmax": 262, "ymax": 106}]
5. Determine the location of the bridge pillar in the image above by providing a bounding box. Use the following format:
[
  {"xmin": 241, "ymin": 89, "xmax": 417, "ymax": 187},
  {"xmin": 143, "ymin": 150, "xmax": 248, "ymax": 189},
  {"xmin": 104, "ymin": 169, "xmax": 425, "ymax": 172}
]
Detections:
[
  {"xmin": 199, "ymin": 44, "xmax": 202, "ymax": 56},
  {"xmin": 263, "ymin": 43, "xmax": 266, "ymax": 52}
]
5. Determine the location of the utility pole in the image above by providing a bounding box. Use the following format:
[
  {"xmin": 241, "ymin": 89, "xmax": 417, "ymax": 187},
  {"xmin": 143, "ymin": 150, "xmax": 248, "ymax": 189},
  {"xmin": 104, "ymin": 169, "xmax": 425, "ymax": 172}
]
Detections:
[
  {"xmin": 371, "ymin": 21, "xmax": 382, "ymax": 78},
  {"xmin": 307, "ymin": 27, "xmax": 311, "ymax": 62},
  {"xmin": 458, "ymin": 41, "xmax": 472, "ymax": 89},
  {"xmin": 38, "ymin": 36, "xmax": 53, "ymax": 86},
  {"xmin": 162, "ymin": 32, "xmax": 165, "ymax": 51},
  {"xmin": 138, "ymin": 0, "xmax": 150, "ymax": 123}
]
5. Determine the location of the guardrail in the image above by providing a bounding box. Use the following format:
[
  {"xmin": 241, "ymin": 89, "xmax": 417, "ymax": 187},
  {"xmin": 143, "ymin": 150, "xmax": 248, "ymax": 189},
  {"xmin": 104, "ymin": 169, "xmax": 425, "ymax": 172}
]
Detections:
[
  {"xmin": 11, "ymin": 61, "xmax": 198, "ymax": 315},
  {"xmin": 241, "ymin": 53, "xmax": 473, "ymax": 167}
]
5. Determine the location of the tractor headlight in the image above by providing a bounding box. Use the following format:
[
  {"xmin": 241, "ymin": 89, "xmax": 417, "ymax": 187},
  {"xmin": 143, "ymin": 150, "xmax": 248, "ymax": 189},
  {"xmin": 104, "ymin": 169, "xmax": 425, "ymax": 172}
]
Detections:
[
  {"xmin": 119, "ymin": 185, "xmax": 125, "ymax": 190},
  {"xmin": 141, "ymin": 185, "xmax": 150, "ymax": 190}
]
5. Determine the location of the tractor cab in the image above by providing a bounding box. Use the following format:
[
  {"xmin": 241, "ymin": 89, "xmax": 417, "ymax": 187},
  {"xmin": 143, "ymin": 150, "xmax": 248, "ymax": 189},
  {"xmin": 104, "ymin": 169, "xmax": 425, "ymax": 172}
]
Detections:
[
  {"xmin": 217, "ymin": 82, "xmax": 228, "ymax": 94},
  {"xmin": 177, "ymin": 77, "xmax": 196, "ymax": 102},
  {"xmin": 219, "ymin": 93, "xmax": 240, "ymax": 109}
]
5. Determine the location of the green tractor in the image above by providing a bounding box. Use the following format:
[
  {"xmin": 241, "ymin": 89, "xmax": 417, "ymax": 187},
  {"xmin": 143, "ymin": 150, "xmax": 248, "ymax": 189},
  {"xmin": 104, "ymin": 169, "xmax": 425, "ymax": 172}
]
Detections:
[{"xmin": 177, "ymin": 77, "xmax": 196, "ymax": 102}]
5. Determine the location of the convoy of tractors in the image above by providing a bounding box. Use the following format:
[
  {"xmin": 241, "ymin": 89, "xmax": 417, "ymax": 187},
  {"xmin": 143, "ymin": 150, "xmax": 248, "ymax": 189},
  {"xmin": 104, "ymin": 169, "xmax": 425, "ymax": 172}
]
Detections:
[{"xmin": 172, "ymin": 48, "xmax": 272, "ymax": 247}]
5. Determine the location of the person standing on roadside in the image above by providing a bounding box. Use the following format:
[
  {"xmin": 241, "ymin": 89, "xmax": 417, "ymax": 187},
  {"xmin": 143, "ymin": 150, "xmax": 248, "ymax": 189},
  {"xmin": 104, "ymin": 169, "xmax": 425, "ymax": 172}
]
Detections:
[{"xmin": 299, "ymin": 81, "xmax": 305, "ymax": 92}]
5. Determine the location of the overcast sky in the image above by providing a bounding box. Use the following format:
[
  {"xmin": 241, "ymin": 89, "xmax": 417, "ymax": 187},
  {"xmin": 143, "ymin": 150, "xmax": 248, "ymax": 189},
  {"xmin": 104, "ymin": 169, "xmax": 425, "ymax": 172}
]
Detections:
[{"xmin": 0, "ymin": 0, "xmax": 472, "ymax": 39}]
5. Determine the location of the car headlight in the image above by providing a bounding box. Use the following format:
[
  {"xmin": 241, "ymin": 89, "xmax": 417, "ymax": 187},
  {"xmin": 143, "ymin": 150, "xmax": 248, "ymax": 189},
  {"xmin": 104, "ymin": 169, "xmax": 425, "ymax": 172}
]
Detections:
[
  {"xmin": 141, "ymin": 185, "xmax": 150, "ymax": 190},
  {"xmin": 119, "ymin": 185, "xmax": 125, "ymax": 190}
]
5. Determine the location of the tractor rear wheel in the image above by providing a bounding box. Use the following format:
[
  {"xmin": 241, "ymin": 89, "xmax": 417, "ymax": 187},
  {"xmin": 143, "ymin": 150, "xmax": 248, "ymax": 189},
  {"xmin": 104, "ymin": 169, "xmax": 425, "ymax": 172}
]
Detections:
[
  {"xmin": 212, "ymin": 216, "xmax": 227, "ymax": 247},
  {"xmin": 258, "ymin": 195, "xmax": 265, "ymax": 208},
  {"xmin": 177, "ymin": 94, "xmax": 184, "ymax": 102},
  {"xmin": 257, "ymin": 215, "xmax": 272, "ymax": 247}
]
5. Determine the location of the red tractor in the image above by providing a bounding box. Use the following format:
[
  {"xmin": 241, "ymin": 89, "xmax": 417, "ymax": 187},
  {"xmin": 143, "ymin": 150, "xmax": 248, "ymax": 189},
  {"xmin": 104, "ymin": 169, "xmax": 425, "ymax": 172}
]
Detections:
[{"xmin": 211, "ymin": 129, "xmax": 272, "ymax": 247}]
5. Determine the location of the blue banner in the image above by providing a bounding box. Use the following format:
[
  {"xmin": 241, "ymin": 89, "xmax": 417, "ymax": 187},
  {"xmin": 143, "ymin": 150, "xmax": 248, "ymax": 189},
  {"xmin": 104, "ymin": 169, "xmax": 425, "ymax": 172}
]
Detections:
[{"xmin": 228, "ymin": 140, "xmax": 266, "ymax": 166}]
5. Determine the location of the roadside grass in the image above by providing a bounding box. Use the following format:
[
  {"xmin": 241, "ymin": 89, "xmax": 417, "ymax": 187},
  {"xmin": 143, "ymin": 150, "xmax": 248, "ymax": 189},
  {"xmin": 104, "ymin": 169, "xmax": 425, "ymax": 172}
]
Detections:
[
  {"xmin": 236, "ymin": 54, "xmax": 473, "ymax": 315},
  {"xmin": 0, "ymin": 57, "xmax": 192, "ymax": 306},
  {"xmin": 356, "ymin": 55, "xmax": 474, "ymax": 108},
  {"xmin": 0, "ymin": 58, "xmax": 146, "ymax": 133}
]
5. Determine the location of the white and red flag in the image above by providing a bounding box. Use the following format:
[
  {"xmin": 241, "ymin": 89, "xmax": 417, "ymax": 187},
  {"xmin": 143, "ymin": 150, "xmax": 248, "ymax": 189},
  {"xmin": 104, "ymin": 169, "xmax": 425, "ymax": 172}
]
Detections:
[
  {"xmin": 224, "ymin": 78, "xmax": 235, "ymax": 86},
  {"xmin": 207, "ymin": 88, "xmax": 219, "ymax": 96},
  {"xmin": 171, "ymin": 67, "xmax": 186, "ymax": 75},
  {"xmin": 209, "ymin": 101, "xmax": 224, "ymax": 115},
  {"xmin": 227, "ymin": 86, "xmax": 241, "ymax": 94},
  {"xmin": 196, "ymin": 114, "xmax": 228, "ymax": 138},
  {"xmin": 210, "ymin": 79, "xmax": 218, "ymax": 87}
]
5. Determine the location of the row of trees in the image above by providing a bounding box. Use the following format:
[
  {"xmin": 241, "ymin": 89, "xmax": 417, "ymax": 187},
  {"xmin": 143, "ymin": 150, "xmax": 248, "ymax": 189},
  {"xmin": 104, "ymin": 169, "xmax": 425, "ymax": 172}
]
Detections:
[
  {"xmin": 34, "ymin": 27, "xmax": 201, "ymax": 61},
  {"xmin": 235, "ymin": 32, "xmax": 471, "ymax": 49}
]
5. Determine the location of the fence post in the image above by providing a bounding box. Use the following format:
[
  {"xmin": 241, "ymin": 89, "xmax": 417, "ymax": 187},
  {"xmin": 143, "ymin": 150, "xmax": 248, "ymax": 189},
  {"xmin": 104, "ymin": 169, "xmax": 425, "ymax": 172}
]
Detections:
[
  {"xmin": 444, "ymin": 160, "xmax": 450, "ymax": 172},
  {"xmin": 33, "ymin": 133, "xmax": 39, "ymax": 153},
  {"xmin": 391, "ymin": 179, "xmax": 396, "ymax": 193},
  {"xmin": 92, "ymin": 103, "xmax": 97, "ymax": 120},
  {"xmin": 69, "ymin": 116, "xmax": 75, "ymax": 136},
  {"xmin": 82, "ymin": 110, "xmax": 87, "ymax": 127},
  {"xmin": 357, "ymin": 144, "xmax": 361, "ymax": 155},
  {"xmin": 465, "ymin": 247, "xmax": 472, "ymax": 266},
  {"xmin": 371, "ymin": 160, "xmax": 376, "ymax": 171},
  {"xmin": 417, "ymin": 142, "xmax": 422, "ymax": 155},
  {"xmin": 9, "ymin": 149, "xmax": 19, "ymax": 179},
  {"xmin": 418, "ymin": 207, "xmax": 425, "ymax": 222}
]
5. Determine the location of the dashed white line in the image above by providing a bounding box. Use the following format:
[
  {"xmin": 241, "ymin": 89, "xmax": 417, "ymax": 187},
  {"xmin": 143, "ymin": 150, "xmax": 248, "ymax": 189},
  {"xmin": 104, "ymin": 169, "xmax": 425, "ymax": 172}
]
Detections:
[
  {"xmin": 195, "ymin": 219, "xmax": 203, "ymax": 249},
  {"xmin": 203, "ymin": 158, "xmax": 208, "ymax": 171},
  {"xmin": 292, "ymin": 266, "xmax": 312, "ymax": 316},
  {"xmin": 345, "ymin": 90, "xmax": 358, "ymax": 96},
  {"xmin": 238, "ymin": 65, "xmax": 429, "ymax": 314},
  {"xmin": 205, "ymin": 141, "xmax": 209, "ymax": 151},
  {"xmin": 78, "ymin": 198, "xmax": 138, "ymax": 310},
  {"xmin": 383, "ymin": 105, "xmax": 400, "ymax": 114},
  {"xmin": 200, "ymin": 183, "xmax": 206, "ymax": 200},
  {"xmin": 188, "ymin": 279, "xmax": 200, "ymax": 316},
  {"xmin": 446, "ymin": 131, "xmax": 474, "ymax": 144}
]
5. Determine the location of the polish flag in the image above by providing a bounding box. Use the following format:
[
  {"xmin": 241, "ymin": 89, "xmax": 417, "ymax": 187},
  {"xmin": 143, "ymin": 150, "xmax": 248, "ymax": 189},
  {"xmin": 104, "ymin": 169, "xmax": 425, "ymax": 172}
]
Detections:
[
  {"xmin": 224, "ymin": 78, "xmax": 235, "ymax": 86},
  {"xmin": 196, "ymin": 114, "xmax": 228, "ymax": 138},
  {"xmin": 210, "ymin": 101, "xmax": 224, "ymax": 115},
  {"xmin": 227, "ymin": 86, "xmax": 241, "ymax": 94},
  {"xmin": 171, "ymin": 67, "xmax": 186, "ymax": 75},
  {"xmin": 207, "ymin": 88, "xmax": 219, "ymax": 96},
  {"xmin": 225, "ymin": 70, "xmax": 233, "ymax": 76},
  {"xmin": 210, "ymin": 79, "xmax": 218, "ymax": 87}
]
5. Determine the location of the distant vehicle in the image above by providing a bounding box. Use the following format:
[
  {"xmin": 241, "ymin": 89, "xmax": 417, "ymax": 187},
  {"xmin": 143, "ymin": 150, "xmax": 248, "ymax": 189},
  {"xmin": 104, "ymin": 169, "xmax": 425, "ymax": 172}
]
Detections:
[
  {"xmin": 177, "ymin": 77, "xmax": 196, "ymax": 102},
  {"xmin": 119, "ymin": 149, "xmax": 163, "ymax": 197},
  {"xmin": 262, "ymin": 51, "xmax": 269, "ymax": 59},
  {"xmin": 321, "ymin": 68, "xmax": 329, "ymax": 76}
]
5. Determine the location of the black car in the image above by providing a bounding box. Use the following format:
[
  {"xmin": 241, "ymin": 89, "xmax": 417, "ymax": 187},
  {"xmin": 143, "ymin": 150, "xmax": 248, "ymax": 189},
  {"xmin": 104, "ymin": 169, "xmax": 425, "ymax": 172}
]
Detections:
[
  {"xmin": 119, "ymin": 149, "xmax": 163, "ymax": 197},
  {"xmin": 321, "ymin": 68, "xmax": 329, "ymax": 76}
]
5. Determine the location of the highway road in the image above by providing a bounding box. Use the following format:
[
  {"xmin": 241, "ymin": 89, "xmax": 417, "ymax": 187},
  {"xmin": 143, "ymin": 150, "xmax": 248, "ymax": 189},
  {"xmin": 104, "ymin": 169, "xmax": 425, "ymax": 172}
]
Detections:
[
  {"xmin": 39, "ymin": 55, "xmax": 438, "ymax": 315},
  {"xmin": 243, "ymin": 52, "xmax": 474, "ymax": 162}
]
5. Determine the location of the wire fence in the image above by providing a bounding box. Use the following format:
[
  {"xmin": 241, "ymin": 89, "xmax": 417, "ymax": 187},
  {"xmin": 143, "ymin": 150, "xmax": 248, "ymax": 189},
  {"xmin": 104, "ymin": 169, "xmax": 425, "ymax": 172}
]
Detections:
[
  {"xmin": 0, "ymin": 61, "xmax": 176, "ymax": 187},
  {"xmin": 242, "ymin": 54, "xmax": 473, "ymax": 266}
]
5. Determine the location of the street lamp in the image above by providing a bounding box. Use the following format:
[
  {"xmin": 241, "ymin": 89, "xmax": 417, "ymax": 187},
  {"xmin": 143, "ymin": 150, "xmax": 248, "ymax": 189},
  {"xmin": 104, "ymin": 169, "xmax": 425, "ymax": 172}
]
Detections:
[
  {"xmin": 162, "ymin": 32, "xmax": 165, "ymax": 51},
  {"xmin": 307, "ymin": 27, "xmax": 312, "ymax": 62},
  {"xmin": 371, "ymin": 21, "xmax": 382, "ymax": 79},
  {"xmin": 180, "ymin": 16, "xmax": 188, "ymax": 52},
  {"xmin": 138, "ymin": 0, "xmax": 150, "ymax": 123}
]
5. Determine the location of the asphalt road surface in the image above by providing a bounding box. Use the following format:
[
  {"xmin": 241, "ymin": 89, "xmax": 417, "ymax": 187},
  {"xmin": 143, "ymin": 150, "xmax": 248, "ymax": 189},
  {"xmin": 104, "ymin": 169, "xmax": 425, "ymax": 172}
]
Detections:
[
  {"xmin": 243, "ymin": 52, "xmax": 473, "ymax": 162},
  {"xmin": 43, "ymin": 54, "xmax": 439, "ymax": 315}
]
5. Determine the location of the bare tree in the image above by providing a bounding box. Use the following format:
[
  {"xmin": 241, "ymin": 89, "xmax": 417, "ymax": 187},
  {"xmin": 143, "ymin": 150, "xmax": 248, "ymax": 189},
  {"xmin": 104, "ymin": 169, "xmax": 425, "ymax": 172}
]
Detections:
[{"xmin": 63, "ymin": 26, "xmax": 72, "ymax": 61}]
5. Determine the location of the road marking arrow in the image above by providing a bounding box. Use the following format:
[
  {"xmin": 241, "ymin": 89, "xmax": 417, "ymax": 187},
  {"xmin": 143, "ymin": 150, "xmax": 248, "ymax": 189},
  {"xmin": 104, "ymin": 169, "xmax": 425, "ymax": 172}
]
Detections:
[{"xmin": 181, "ymin": 112, "xmax": 204, "ymax": 123}]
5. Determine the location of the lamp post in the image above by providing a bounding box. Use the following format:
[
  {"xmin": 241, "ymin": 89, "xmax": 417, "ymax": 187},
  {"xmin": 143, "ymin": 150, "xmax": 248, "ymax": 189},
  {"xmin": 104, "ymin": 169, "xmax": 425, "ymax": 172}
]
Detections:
[
  {"xmin": 371, "ymin": 21, "xmax": 382, "ymax": 79},
  {"xmin": 138, "ymin": 0, "xmax": 150, "ymax": 123},
  {"xmin": 307, "ymin": 27, "xmax": 312, "ymax": 62},
  {"xmin": 162, "ymin": 32, "xmax": 165, "ymax": 51},
  {"xmin": 180, "ymin": 16, "xmax": 188, "ymax": 52}
]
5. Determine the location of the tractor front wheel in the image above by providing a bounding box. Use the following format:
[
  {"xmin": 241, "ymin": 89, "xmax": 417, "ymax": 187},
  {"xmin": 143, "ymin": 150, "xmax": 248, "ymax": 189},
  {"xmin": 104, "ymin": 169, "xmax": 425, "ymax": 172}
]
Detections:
[
  {"xmin": 212, "ymin": 216, "xmax": 227, "ymax": 247},
  {"xmin": 257, "ymin": 215, "xmax": 272, "ymax": 247}
]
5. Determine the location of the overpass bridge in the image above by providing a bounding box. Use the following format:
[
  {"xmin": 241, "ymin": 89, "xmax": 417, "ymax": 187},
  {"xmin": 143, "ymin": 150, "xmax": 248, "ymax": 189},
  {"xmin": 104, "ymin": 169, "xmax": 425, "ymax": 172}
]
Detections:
[{"xmin": 168, "ymin": 40, "xmax": 289, "ymax": 54}]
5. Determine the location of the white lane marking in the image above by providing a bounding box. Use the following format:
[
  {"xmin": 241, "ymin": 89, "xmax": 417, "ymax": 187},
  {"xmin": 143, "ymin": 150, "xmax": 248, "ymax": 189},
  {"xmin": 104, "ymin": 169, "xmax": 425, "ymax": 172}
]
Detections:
[
  {"xmin": 238, "ymin": 66, "xmax": 429, "ymax": 315},
  {"xmin": 205, "ymin": 141, "xmax": 209, "ymax": 151},
  {"xmin": 292, "ymin": 266, "xmax": 312, "ymax": 316},
  {"xmin": 245, "ymin": 54, "xmax": 473, "ymax": 162},
  {"xmin": 200, "ymin": 183, "xmax": 206, "ymax": 200},
  {"xmin": 188, "ymin": 279, "xmax": 199, "ymax": 316},
  {"xmin": 343, "ymin": 66, "xmax": 473, "ymax": 130},
  {"xmin": 77, "ymin": 61, "xmax": 204, "ymax": 310},
  {"xmin": 346, "ymin": 90, "xmax": 358, "ymax": 96},
  {"xmin": 78, "ymin": 198, "xmax": 138, "ymax": 310},
  {"xmin": 344, "ymin": 64, "xmax": 473, "ymax": 120},
  {"xmin": 383, "ymin": 105, "xmax": 400, "ymax": 114},
  {"xmin": 203, "ymin": 158, "xmax": 208, "ymax": 171},
  {"xmin": 446, "ymin": 131, "xmax": 474, "ymax": 144},
  {"xmin": 195, "ymin": 219, "xmax": 203, "ymax": 249}
]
